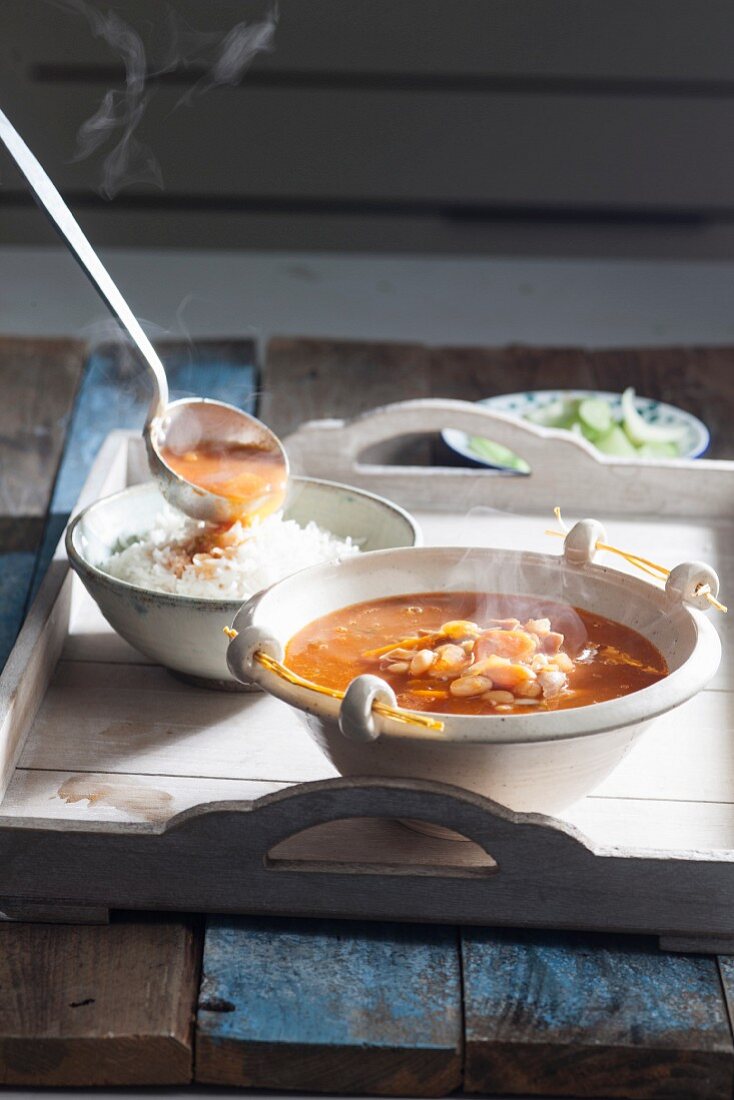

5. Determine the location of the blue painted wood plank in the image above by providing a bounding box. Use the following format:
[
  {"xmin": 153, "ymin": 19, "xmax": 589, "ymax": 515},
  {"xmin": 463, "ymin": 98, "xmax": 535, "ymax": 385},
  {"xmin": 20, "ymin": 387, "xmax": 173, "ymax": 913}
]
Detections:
[
  {"xmin": 0, "ymin": 338, "xmax": 85, "ymax": 676},
  {"xmin": 196, "ymin": 916, "xmax": 462, "ymax": 1095},
  {"xmin": 462, "ymin": 928, "xmax": 734, "ymax": 1099},
  {"xmin": 0, "ymin": 553, "xmax": 37, "ymax": 670},
  {"xmin": 28, "ymin": 340, "xmax": 258, "ymax": 602}
]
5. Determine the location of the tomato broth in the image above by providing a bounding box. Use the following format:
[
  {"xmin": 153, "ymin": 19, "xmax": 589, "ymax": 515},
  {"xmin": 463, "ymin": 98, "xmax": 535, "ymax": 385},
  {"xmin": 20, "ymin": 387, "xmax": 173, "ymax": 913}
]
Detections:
[
  {"xmin": 160, "ymin": 440, "xmax": 287, "ymax": 519},
  {"xmin": 285, "ymin": 591, "xmax": 668, "ymax": 716}
]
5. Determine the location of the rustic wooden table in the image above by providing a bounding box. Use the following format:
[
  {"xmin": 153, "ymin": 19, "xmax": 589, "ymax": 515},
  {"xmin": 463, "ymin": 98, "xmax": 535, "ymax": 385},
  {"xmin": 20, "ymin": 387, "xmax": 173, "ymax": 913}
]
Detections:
[{"xmin": 1, "ymin": 334, "xmax": 733, "ymax": 1098}]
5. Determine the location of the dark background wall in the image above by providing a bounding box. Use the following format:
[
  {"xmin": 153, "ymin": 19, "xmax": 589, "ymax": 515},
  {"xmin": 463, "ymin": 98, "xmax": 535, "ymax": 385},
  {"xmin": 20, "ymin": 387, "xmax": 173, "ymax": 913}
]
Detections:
[{"xmin": 3, "ymin": 0, "xmax": 734, "ymax": 258}]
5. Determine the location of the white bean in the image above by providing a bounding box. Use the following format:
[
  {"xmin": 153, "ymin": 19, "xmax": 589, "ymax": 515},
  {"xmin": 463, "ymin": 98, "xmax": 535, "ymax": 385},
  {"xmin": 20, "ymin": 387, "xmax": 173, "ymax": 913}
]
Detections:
[
  {"xmin": 515, "ymin": 679, "xmax": 542, "ymax": 699},
  {"xmin": 449, "ymin": 675, "xmax": 494, "ymax": 697},
  {"xmin": 486, "ymin": 689, "xmax": 515, "ymax": 705},
  {"xmin": 386, "ymin": 661, "xmax": 409, "ymax": 673},
  {"xmin": 410, "ymin": 649, "xmax": 436, "ymax": 675}
]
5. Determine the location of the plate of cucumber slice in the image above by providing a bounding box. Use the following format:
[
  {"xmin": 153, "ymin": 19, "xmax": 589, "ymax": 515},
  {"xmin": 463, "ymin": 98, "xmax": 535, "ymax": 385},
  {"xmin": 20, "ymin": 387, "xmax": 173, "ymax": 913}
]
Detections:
[{"xmin": 441, "ymin": 388, "xmax": 709, "ymax": 473}]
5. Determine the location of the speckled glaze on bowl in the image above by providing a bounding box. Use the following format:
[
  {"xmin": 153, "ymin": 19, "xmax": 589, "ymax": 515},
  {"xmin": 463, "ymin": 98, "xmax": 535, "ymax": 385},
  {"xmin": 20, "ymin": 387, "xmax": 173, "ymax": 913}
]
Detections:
[
  {"xmin": 227, "ymin": 544, "xmax": 721, "ymax": 813},
  {"xmin": 66, "ymin": 478, "xmax": 421, "ymax": 688}
]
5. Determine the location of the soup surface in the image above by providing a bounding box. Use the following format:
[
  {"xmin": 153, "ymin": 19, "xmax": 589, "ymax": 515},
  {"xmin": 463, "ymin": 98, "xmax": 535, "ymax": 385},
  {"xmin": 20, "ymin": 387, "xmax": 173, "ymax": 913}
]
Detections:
[
  {"xmin": 285, "ymin": 591, "xmax": 668, "ymax": 715},
  {"xmin": 160, "ymin": 440, "xmax": 287, "ymax": 519}
]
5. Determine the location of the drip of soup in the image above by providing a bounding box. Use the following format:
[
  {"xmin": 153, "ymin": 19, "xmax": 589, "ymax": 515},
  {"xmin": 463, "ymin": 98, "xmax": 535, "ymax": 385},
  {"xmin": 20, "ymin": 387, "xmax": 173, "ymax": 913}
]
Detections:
[
  {"xmin": 285, "ymin": 591, "xmax": 668, "ymax": 715},
  {"xmin": 160, "ymin": 440, "xmax": 287, "ymax": 520}
]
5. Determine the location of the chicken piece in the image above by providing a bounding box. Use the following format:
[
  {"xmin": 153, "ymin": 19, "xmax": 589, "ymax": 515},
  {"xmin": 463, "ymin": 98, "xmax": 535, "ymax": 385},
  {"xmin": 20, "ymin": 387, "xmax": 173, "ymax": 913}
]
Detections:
[
  {"xmin": 475, "ymin": 628, "xmax": 537, "ymax": 663},
  {"xmin": 542, "ymin": 632, "xmax": 564, "ymax": 655},
  {"xmin": 554, "ymin": 651, "xmax": 574, "ymax": 673},
  {"xmin": 431, "ymin": 643, "xmax": 470, "ymax": 679},
  {"xmin": 472, "ymin": 653, "xmax": 537, "ymax": 691},
  {"xmin": 524, "ymin": 618, "xmax": 551, "ymax": 636},
  {"xmin": 538, "ymin": 669, "xmax": 567, "ymax": 698}
]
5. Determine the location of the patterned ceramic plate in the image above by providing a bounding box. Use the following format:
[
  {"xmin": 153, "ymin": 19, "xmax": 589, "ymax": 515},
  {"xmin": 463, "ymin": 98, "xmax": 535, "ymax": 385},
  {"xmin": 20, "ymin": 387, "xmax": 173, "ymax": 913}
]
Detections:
[{"xmin": 441, "ymin": 389, "xmax": 710, "ymax": 472}]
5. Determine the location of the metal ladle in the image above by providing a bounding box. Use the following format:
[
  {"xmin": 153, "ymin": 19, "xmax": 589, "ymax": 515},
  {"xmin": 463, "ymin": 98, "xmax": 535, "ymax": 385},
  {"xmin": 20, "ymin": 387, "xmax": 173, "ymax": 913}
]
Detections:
[{"xmin": 0, "ymin": 106, "xmax": 288, "ymax": 525}]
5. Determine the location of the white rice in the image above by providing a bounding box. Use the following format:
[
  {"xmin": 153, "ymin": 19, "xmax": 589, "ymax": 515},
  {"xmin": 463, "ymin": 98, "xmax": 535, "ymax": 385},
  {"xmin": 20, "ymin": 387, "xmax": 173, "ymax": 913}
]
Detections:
[{"xmin": 102, "ymin": 506, "xmax": 360, "ymax": 599}]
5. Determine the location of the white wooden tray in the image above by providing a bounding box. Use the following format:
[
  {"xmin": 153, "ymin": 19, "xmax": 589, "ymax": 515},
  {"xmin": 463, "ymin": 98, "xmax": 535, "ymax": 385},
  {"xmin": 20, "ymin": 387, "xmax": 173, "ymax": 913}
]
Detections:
[{"xmin": 1, "ymin": 402, "xmax": 733, "ymax": 951}]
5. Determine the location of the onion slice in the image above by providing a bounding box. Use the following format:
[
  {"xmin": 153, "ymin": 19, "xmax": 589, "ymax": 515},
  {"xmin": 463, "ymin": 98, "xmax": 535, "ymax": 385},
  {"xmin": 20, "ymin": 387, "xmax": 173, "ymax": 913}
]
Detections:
[{"xmin": 621, "ymin": 388, "xmax": 686, "ymax": 447}]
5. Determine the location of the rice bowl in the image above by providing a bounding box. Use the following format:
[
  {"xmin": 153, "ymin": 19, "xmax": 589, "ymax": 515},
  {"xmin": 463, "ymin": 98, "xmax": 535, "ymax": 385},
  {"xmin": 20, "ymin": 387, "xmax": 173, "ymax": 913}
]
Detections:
[{"xmin": 66, "ymin": 477, "xmax": 421, "ymax": 687}]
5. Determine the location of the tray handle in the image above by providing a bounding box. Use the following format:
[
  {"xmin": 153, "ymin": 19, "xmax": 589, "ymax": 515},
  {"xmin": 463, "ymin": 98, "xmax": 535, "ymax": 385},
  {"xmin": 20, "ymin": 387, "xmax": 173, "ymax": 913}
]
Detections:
[
  {"xmin": 281, "ymin": 397, "xmax": 731, "ymax": 517},
  {"xmin": 285, "ymin": 397, "xmax": 595, "ymax": 475},
  {"xmin": 171, "ymin": 776, "xmax": 596, "ymax": 880}
]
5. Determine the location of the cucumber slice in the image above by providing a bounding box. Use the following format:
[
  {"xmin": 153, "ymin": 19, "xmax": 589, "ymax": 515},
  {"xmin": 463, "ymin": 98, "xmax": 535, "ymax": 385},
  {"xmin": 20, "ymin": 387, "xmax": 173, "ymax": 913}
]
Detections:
[
  {"xmin": 467, "ymin": 436, "xmax": 530, "ymax": 472},
  {"xmin": 525, "ymin": 398, "xmax": 578, "ymax": 428},
  {"xmin": 595, "ymin": 424, "xmax": 639, "ymax": 457},
  {"xmin": 621, "ymin": 388, "xmax": 686, "ymax": 446},
  {"xmin": 578, "ymin": 397, "xmax": 612, "ymax": 436},
  {"xmin": 637, "ymin": 441, "xmax": 679, "ymax": 458}
]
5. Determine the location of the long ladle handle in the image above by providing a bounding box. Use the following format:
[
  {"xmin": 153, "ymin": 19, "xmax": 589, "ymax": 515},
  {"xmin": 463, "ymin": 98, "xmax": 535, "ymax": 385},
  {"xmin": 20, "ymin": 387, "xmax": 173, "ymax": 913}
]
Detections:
[{"xmin": 0, "ymin": 106, "xmax": 168, "ymax": 421}]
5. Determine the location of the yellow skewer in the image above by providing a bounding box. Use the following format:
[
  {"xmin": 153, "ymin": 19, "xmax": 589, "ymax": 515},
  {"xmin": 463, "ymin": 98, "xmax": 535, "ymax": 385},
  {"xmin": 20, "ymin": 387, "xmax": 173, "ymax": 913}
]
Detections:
[
  {"xmin": 547, "ymin": 510, "xmax": 727, "ymax": 614},
  {"xmin": 254, "ymin": 652, "xmax": 445, "ymax": 731}
]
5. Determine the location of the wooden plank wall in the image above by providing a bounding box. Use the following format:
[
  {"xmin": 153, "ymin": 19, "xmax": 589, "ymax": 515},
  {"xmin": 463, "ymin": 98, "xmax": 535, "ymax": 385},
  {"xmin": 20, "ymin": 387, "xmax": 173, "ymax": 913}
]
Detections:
[{"xmin": 3, "ymin": 1, "xmax": 734, "ymax": 251}]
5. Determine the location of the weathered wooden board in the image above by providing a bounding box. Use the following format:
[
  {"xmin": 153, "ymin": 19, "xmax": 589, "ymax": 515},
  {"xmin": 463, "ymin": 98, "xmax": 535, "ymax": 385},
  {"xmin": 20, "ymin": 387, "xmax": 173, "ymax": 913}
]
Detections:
[
  {"xmin": 260, "ymin": 337, "xmax": 432, "ymax": 441},
  {"xmin": 462, "ymin": 928, "xmax": 734, "ymax": 1099},
  {"xmin": 19, "ymin": 659, "xmax": 335, "ymax": 782},
  {"xmin": 196, "ymin": 916, "xmax": 462, "ymax": 1095},
  {"xmin": 0, "ymin": 551, "xmax": 36, "ymax": 670},
  {"xmin": 0, "ymin": 918, "xmax": 198, "ymax": 1086},
  {"xmin": 0, "ymin": 338, "xmax": 84, "ymax": 667},
  {"xmin": 0, "ymin": 336, "xmax": 83, "ymax": 519}
]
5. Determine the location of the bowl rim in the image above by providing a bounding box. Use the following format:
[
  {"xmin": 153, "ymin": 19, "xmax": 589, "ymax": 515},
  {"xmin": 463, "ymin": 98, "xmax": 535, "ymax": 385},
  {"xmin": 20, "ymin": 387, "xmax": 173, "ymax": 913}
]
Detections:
[
  {"xmin": 65, "ymin": 475, "xmax": 422, "ymax": 609},
  {"xmin": 238, "ymin": 544, "xmax": 722, "ymax": 746}
]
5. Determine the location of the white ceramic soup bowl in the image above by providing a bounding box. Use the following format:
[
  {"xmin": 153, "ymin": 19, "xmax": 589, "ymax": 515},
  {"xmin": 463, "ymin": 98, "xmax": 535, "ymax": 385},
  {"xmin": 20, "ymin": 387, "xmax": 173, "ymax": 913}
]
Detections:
[
  {"xmin": 66, "ymin": 478, "xmax": 421, "ymax": 688},
  {"xmin": 227, "ymin": 534, "xmax": 721, "ymax": 813}
]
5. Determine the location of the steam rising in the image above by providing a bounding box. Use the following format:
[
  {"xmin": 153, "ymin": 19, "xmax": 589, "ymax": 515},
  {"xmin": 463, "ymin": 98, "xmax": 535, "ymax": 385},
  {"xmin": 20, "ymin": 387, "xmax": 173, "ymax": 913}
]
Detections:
[{"xmin": 47, "ymin": 0, "xmax": 278, "ymax": 197}]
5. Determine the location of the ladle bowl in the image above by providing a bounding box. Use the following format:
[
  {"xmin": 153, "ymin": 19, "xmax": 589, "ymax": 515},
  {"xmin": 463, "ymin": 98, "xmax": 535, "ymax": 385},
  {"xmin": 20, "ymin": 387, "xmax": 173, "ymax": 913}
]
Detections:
[{"xmin": 146, "ymin": 397, "xmax": 289, "ymax": 525}]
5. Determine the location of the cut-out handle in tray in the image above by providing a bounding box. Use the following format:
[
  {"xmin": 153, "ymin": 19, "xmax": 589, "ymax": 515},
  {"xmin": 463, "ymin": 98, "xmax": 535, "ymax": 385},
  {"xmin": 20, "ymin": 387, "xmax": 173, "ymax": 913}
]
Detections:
[
  {"xmin": 169, "ymin": 775, "xmax": 595, "ymax": 884},
  {"xmin": 283, "ymin": 398, "xmax": 731, "ymax": 517}
]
